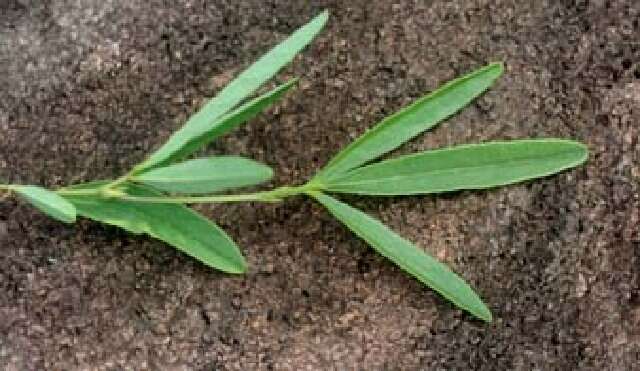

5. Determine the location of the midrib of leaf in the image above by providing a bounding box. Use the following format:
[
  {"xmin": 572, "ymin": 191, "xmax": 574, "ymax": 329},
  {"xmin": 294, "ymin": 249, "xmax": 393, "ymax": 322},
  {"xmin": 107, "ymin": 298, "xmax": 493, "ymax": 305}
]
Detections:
[
  {"xmin": 329, "ymin": 149, "xmax": 585, "ymax": 188},
  {"xmin": 132, "ymin": 165, "xmax": 269, "ymax": 182},
  {"xmin": 135, "ymin": 172, "xmax": 261, "ymax": 183}
]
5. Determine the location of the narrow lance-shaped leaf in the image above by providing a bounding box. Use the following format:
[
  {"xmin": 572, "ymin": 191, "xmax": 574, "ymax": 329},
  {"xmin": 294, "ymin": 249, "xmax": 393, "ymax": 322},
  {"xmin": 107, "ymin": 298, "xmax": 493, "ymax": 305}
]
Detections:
[
  {"xmin": 325, "ymin": 139, "xmax": 589, "ymax": 195},
  {"xmin": 63, "ymin": 182, "xmax": 246, "ymax": 274},
  {"xmin": 138, "ymin": 10, "xmax": 329, "ymax": 172},
  {"xmin": 133, "ymin": 156, "xmax": 273, "ymax": 194},
  {"xmin": 13, "ymin": 185, "xmax": 77, "ymax": 223},
  {"xmin": 139, "ymin": 79, "xmax": 298, "ymax": 172},
  {"xmin": 310, "ymin": 192, "xmax": 492, "ymax": 322},
  {"xmin": 314, "ymin": 62, "xmax": 504, "ymax": 182}
]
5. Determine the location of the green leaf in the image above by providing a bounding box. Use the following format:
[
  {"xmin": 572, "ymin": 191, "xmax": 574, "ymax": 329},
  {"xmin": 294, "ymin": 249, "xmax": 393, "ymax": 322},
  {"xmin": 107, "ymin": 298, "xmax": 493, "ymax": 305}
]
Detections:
[
  {"xmin": 133, "ymin": 156, "xmax": 273, "ymax": 194},
  {"xmin": 138, "ymin": 10, "xmax": 329, "ymax": 172},
  {"xmin": 310, "ymin": 192, "xmax": 492, "ymax": 322},
  {"xmin": 63, "ymin": 182, "xmax": 247, "ymax": 274},
  {"xmin": 139, "ymin": 79, "xmax": 298, "ymax": 171},
  {"xmin": 13, "ymin": 185, "xmax": 77, "ymax": 223},
  {"xmin": 314, "ymin": 62, "xmax": 504, "ymax": 182},
  {"xmin": 325, "ymin": 139, "xmax": 588, "ymax": 195}
]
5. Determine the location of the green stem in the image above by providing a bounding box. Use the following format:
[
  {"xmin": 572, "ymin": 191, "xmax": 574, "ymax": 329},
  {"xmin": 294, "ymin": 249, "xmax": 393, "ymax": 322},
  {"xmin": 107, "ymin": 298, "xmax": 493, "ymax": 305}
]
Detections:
[
  {"xmin": 103, "ymin": 167, "xmax": 141, "ymax": 192},
  {"xmin": 105, "ymin": 175, "xmax": 130, "ymax": 190},
  {"xmin": 57, "ymin": 173, "xmax": 133, "ymax": 197},
  {"xmin": 120, "ymin": 185, "xmax": 312, "ymax": 204},
  {"xmin": 57, "ymin": 184, "xmax": 319, "ymax": 204},
  {"xmin": 118, "ymin": 193, "xmax": 271, "ymax": 204}
]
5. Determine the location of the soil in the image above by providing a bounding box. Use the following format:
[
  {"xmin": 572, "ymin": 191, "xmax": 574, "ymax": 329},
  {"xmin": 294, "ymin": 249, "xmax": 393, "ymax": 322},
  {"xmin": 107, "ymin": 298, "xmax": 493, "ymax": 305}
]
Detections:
[{"xmin": 1, "ymin": 0, "xmax": 639, "ymax": 370}]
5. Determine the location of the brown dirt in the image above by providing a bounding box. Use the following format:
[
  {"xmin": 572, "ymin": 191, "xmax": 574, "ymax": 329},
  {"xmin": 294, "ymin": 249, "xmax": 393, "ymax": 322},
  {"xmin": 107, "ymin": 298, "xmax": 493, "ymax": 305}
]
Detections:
[{"xmin": 1, "ymin": 0, "xmax": 639, "ymax": 370}]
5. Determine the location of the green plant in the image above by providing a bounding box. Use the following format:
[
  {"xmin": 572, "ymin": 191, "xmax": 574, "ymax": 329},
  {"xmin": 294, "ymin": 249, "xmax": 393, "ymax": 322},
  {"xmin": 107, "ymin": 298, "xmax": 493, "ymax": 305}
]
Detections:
[{"xmin": 0, "ymin": 11, "xmax": 588, "ymax": 322}]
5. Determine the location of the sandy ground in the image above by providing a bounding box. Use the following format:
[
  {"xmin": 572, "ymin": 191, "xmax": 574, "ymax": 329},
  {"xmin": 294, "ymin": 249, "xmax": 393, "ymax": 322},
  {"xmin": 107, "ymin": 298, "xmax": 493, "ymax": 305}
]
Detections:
[{"xmin": 1, "ymin": 0, "xmax": 639, "ymax": 370}]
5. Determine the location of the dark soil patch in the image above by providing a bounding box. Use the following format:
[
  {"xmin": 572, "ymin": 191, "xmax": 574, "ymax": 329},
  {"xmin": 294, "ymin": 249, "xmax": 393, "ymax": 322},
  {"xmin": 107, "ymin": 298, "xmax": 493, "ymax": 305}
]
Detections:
[{"xmin": 1, "ymin": 1, "xmax": 639, "ymax": 369}]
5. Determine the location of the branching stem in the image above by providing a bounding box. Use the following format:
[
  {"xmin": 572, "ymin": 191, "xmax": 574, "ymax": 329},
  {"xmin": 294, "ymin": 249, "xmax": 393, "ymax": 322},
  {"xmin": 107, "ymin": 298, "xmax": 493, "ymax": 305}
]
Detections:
[{"xmin": 105, "ymin": 175, "xmax": 131, "ymax": 190}]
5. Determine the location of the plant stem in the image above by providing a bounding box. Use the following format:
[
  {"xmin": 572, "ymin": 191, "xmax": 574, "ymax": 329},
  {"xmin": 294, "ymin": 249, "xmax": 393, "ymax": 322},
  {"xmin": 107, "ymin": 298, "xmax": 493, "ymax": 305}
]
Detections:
[
  {"xmin": 57, "ymin": 183, "xmax": 320, "ymax": 204},
  {"xmin": 103, "ymin": 167, "xmax": 142, "ymax": 192},
  {"xmin": 118, "ymin": 193, "xmax": 271, "ymax": 204},
  {"xmin": 120, "ymin": 185, "xmax": 313, "ymax": 204},
  {"xmin": 105, "ymin": 175, "xmax": 130, "ymax": 190}
]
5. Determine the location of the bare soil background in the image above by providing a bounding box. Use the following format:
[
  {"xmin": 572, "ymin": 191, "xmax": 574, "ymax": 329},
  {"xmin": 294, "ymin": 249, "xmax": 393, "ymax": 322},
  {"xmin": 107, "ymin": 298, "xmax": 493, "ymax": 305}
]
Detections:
[{"xmin": 1, "ymin": 0, "xmax": 639, "ymax": 370}]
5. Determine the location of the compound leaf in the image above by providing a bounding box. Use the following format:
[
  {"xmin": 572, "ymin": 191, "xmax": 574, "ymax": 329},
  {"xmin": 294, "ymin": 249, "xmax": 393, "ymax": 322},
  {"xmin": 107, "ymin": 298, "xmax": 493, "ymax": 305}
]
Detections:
[
  {"xmin": 138, "ymin": 10, "xmax": 329, "ymax": 172},
  {"xmin": 63, "ymin": 182, "xmax": 246, "ymax": 274},
  {"xmin": 14, "ymin": 185, "xmax": 76, "ymax": 223},
  {"xmin": 315, "ymin": 62, "xmax": 504, "ymax": 182},
  {"xmin": 311, "ymin": 192, "xmax": 492, "ymax": 322},
  {"xmin": 134, "ymin": 156, "xmax": 273, "ymax": 194},
  {"xmin": 325, "ymin": 139, "xmax": 588, "ymax": 195}
]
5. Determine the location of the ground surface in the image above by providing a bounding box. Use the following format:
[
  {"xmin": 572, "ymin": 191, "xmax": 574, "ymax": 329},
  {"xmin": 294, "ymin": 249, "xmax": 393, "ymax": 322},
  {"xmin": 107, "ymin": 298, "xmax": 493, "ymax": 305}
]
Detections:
[{"xmin": 1, "ymin": 0, "xmax": 639, "ymax": 370}]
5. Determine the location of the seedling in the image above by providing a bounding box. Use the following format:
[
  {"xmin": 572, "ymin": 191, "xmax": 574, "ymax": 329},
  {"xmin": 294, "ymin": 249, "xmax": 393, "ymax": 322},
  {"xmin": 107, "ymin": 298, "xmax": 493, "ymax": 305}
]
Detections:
[{"xmin": 0, "ymin": 11, "xmax": 588, "ymax": 322}]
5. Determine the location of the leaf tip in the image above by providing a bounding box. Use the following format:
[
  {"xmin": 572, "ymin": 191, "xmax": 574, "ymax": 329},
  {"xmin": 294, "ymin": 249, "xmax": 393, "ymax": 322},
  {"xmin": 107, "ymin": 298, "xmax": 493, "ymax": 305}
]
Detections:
[
  {"xmin": 575, "ymin": 141, "xmax": 589, "ymax": 164},
  {"xmin": 553, "ymin": 139, "xmax": 590, "ymax": 166},
  {"xmin": 288, "ymin": 76, "xmax": 301, "ymax": 85},
  {"xmin": 305, "ymin": 9, "xmax": 329, "ymax": 32},
  {"xmin": 280, "ymin": 77, "xmax": 300, "ymax": 93},
  {"xmin": 486, "ymin": 61, "xmax": 505, "ymax": 79},
  {"xmin": 476, "ymin": 305, "xmax": 493, "ymax": 323},
  {"xmin": 263, "ymin": 164, "xmax": 275, "ymax": 182},
  {"xmin": 227, "ymin": 258, "xmax": 249, "ymax": 275},
  {"xmin": 318, "ymin": 9, "xmax": 330, "ymax": 22}
]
